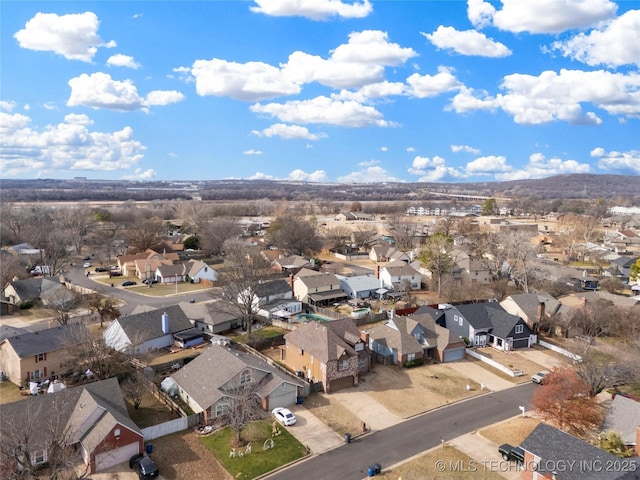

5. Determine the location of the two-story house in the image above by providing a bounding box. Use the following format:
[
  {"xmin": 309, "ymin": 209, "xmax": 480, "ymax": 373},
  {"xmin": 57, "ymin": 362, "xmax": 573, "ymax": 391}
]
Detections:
[
  {"xmin": 282, "ymin": 319, "xmax": 370, "ymax": 393},
  {"xmin": 379, "ymin": 261, "xmax": 422, "ymax": 291},
  {"xmin": 293, "ymin": 272, "xmax": 346, "ymax": 306}
]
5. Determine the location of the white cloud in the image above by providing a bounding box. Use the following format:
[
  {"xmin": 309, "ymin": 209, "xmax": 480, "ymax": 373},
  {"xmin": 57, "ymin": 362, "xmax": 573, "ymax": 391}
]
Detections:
[
  {"xmin": 451, "ymin": 69, "xmax": 640, "ymax": 124},
  {"xmin": 451, "ymin": 144, "xmax": 481, "ymax": 154},
  {"xmin": 252, "ymin": 123, "xmax": 325, "ymax": 140},
  {"xmin": 248, "ymin": 171, "xmax": 274, "ymax": 180},
  {"xmin": 123, "ymin": 168, "xmax": 157, "ymax": 180},
  {"xmin": 190, "ymin": 58, "xmax": 300, "ymax": 101},
  {"xmin": 550, "ymin": 10, "xmax": 640, "ymax": 68},
  {"xmin": 67, "ymin": 72, "xmax": 184, "ymax": 110},
  {"xmin": 243, "ymin": 149, "xmax": 263, "ymax": 155},
  {"xmin": 465, "ymin": 155, "xmax": 511, "ymax": 174},
  {"xmin": 0, "ymin": 111, "xmax": 145, "ymax": 177},
  {"xmin": 495, "ymin": 153, "xmax": 591, "ymax": 180},
  {"xmin": 331, "ymin": 30, "xmax": 417, "ymax": 66},
  {"xmin": 251, "ymin": 96, "xmax": 391, "ymax": 128},
  {"xmin": 407, "ymin": 155, "xmax": 466, "ymax": 182},
  {"xmin": 337, "ymin": 165, "xmax": 402, "ymax": 183},
  {"xmin": 467, "ymin": 0, "xmax": 496, "ymax": 29},
  {"xmin": 406, "ymin": 147, "xmax": 416, "ymax": 153},
  {"xmin": 591, "ymin": 147, "xmax": 640, "ymax": 173},
  {"xmin": 380, "ymin": 146, "xmax": 388, "ymax": 152},
  {"xmin": 107, "ymin": 54, "xmax": 141, "ymax": 69},
  {"xmin": 489, "ymin": 0, "xmax": 617, "ymax": 34},
  {"xmin": 0, "ymin": 101, "xmax": 16, "ymax": 112},
  {"xmin": 332, "ymin": 81, "xmax": 407, "ymax": 102},
  {"xmin": 406, "ymin": 67, "xmax": 462, "ymax": 98},
  {"xmin": 358, "ymin": 159, "xmax": 380, "ymax": 167},
  {"xmin": 422, "ymin": 27, "xmax": 511, "ymax": 58},
  {"xmin": 250, "ymin": 0, "xmax": 372, "ymax": 20},
  {"xmin": 288, "ymin": 169, "xmax": 327, "ymax": 182},
  {"xmin": 14, "ymin": 12, "xmax": 115, "ymax": 62}
]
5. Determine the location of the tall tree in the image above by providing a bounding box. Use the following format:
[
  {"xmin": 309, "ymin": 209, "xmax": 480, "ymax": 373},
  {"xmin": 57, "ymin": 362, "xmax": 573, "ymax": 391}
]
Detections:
[
  {"xmin": 482, "ymin": 198, "xmax": 497, "ymax": 216},
  {"xmin": 418, "ymin": 233, "xmax": 455, "ymax": 296},
  {"xmin": 126, "ymin": 218, "xmax": 163, "ymax": 253},
  {"xmin": 385, "ymin": 214, "xmax": 418, "ymax": 250},
  {"xmin": 269, "ymin": 215, "xmax": 322, "ymax": 257},
  {"xmin": 226, "ymin": 383, "xmax": 261, "ymax": 445},
  {"xmin": 63, "ymin": 206, "xmax": 95, "ymax": 255},
  {"xmin": 88, "ymin": 294, "xmax": 121, "ymax": 328},
  {"xmin": 352, "ymin": 224, "xmax": 378, "ymax": 251},
  {"xmin": 196, "ymin": 217, "xmax": 241, "ymax": 257},
  {"xmin": 213, "ymin": 239, "xmax": 274, "ymax": 337},
  {"xmin": 48, "ymin": 289, "xmax": 82, "ymax": 326},
  {"xmin": 323, "ymin": 225, "xmax": 352, "ymax": 253}
]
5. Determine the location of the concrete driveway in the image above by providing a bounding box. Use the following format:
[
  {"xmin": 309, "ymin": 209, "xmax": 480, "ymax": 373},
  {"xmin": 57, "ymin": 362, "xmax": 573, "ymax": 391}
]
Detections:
[
  {"xmin": 286, "ymin": 404, "xmax": 344, "ymax": 454},
  {"xmin": 328, "ymin": 389, "xmax": 402, "ymax": 431}
]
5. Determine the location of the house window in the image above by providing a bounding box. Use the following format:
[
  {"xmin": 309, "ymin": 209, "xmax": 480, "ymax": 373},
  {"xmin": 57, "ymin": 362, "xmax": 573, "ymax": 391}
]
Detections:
[
  {"xmin": 240, "ymin": 369, "xmax": 252, "ymax": 385},
  {"xmin": 215, "ymin": 402, "xmax": 229, "ymax": 417},
  {"xmin": 310, "ymin": 355, "xmax": 314, "ymax": 364},
  {"xmin": 338, "ymin": 359, "xmax": 349, "ymax": 371},
  {"xmin": 298, "ymin": 348, "xmax": 304, "ymax": 355},
  {"xmin": 515, "ymin": 324, "xmax": 524, "ymax": 334},
  {"xmin": 30, "ymin": 369, "xmax": 43, "ymax": 381},
  {"xmin": 38, "ymin": 353, "xmax": 45, "ymax": 362},
  {"xmin": 407, "ymin": 353, "xmax": 416, "ymax": 361},
  {"xmin": 32, "ymin": 450, "xmax": 47, "ymax": 465}
]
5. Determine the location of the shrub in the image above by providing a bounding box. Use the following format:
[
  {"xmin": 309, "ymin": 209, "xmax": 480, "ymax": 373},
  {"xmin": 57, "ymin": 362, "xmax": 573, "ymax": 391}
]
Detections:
[{"xmin": 404, "ymin": 358, "xmax": 424, "ymax": 368}]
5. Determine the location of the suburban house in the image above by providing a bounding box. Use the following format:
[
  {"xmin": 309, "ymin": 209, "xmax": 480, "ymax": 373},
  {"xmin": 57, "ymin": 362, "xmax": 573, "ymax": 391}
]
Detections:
[
  {"xmin": 293, "ymin": 272, "xmax": 347, "ymax": 306},
  {"xmin": 610, "ymin": 255, "xmax": 637, "ymax": 282},
  {"xmin": 0, "ymin": 378, "xmax": 144, "ymax": 475},
  {"xmin": 450, "ymin": 249, "xmax": 492, "ymax": 285},
  {"xmin": 2, "ymin": 277, "xmax": 67, "ymax": 306},
  {"xmin": 103, "ymin": 305, "xmax": 195, "ymax": 354},
  {"xmin": 439, "ymin": 302, "xmax": 535, "ymax": 350},
  {"xmin": 379, "ymin": 261, "xmax": 422, "ymax": 291},
  {"xmin": 155, "ymin": 264, "xmax": 186, "ymax": 284},
  {"xmin": 335, "ymin": 211, "xmax": 374, "ymax": 222},
  {"xmin": 520, "ymin": 423, "xmax": 639, "ymax": 480},
  {"xmin": 600, "ymin": 395, "xmax": 640, "ymax": 454},
  {"xmin": 117, "ymin": 250, "xmax": 172, "ymax": 277},
  {"xmin": 169, "ymin": 343, "xmax": 305, "ymax": 424},
  {"xmin": 238, "ymin": 278, "xmax": 293, "ymax": 312},
  {"xmin": 500, "ymin": 292, "xmax": 561, "ymax": 332},
  {"xmin": 367, "ymin": 314, "xmax": 437, "ymax": 366},
  {"xmin": 257, "ymin": 299, "xmax": 303, "ymax": 321},
  {"xmin": 184, "ymin": 259, "xmax": 217, "ymax": 284},
  {"xmin": 282, "ymin": 318, "xmax": 370, "ymax": 393},
  {"xmin": 0, "ymin": 325, "xmax": 80, "ymax": 385},
  {"xmin": 178, "ymin": 300, "xmax": 242, "ymax": 334},
  {"xmin": 271, "ymin": 255, "xmax": 313, "ymax": 274},
  {"xmin": 337, "ymin": 274, "xmax": 382, "ymax": 299},
  {"xmin": 370, "ymin": 244, "xmax": 397, "ymax": 263}
]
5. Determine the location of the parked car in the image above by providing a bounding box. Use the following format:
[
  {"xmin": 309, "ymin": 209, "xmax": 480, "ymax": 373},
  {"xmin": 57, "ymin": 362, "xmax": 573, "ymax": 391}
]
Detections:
[
  {"xmin": 142, "ymin": 278, "xmax": 158, "ymax": 284},
  {"xmin": 122, "ymin": 281, "xmax": 137, "ymax": 287},
  {"xmin": 129, "ymin": 454, "xmax": 159, "ymax": 479},
  {"xmin": 498, "ymin": 443, "xmax": 524, "ymax": 464},
  {"xmin": 531, "ymin": 370, "xmax": 550, "ymax": 384},
  {"xmin": 95, "ymin": 267, "xmax": 108, "ymax": 272},
  {"xmin": 82, "ymin": 256, "xmax": 91, "ymax": 261},
  {"xmin": 110, "ymin": 271, "xmax": 123, "ymax": 277},
  {"xmin": 272, "ymin": 407, "xmax": 296, "ymax": 426},
  {"xmin": 82, "ymin": 262, "xmax": 91, "ymax": 268}
]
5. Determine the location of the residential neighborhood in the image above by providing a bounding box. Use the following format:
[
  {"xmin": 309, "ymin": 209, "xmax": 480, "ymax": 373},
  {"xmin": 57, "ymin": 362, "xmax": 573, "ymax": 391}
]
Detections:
[{"xmin": 1, "ymin": 197, "xmax": 639, "ymax": 480}]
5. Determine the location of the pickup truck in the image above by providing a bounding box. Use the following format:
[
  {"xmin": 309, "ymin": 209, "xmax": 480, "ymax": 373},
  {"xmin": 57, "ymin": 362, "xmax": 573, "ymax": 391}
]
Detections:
[{"xmin": 498, "ymin": 443, "xmax": 525, "ymax": 464}]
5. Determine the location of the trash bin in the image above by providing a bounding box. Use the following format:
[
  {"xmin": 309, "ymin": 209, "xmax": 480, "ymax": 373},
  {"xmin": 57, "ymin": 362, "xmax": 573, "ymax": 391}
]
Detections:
[
  {"xmin": 344, "ymin": 433, "xmax": 351, "ymax": 444},
  {"xmin": 373, "ymin": 463, "xmax": 382, "ymax": 474},
  {"xmin": 145, "ymin": 444, "xmax": 153, "ymax": 454},
  {"xmin": 296, "ymin": 396, "xmax": 303, "ymax": 404},
  {"xmin": 367, "ymin": 465, "xmax": 376, "ymax": 477}
]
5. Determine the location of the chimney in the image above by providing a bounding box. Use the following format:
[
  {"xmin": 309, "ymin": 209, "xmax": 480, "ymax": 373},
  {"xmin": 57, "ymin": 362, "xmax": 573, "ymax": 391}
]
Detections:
[
  {"xmin": 636, "ymin": 426, "xmax": 640, "ymax": 456},
  {"xmin": 162, "ymin": 311, "xmax": 169, "ymax": 334},
  {"xmin": 537, "ymin": 302, "xmax": 545, "ymax": 323},
  {"xmin": 289, "ymin": 273, "xmax": 294, "ymax": 295},
  {"xmin": 360, "ymin": 330, "xmax": 370, "ymax": 344},
  {"xmin": 375, "ymin": 264, "xmax": 380, "ymax": 279}
]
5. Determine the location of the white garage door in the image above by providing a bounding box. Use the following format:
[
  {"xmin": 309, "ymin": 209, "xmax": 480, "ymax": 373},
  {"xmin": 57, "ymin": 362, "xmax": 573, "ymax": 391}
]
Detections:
[{"xmin": 95, "ymin": 442, "xmax": 140, "ymax": 471}]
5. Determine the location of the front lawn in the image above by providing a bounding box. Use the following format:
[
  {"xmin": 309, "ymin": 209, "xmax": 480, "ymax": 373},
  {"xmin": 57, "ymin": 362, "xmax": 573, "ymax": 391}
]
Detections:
[
  {"xmin": 199, "ymin": 420, "xmax": 307, "ymax": 479},
  {"xmin": 0, "ymin": 381, "xmax": 26, "ymax": 405}
]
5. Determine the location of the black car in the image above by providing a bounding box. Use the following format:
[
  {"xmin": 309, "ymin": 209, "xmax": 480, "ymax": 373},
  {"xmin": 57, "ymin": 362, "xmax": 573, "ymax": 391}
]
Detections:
[
  {"xmin": 129, "ymin": 454, "xmax": 159, "ymax": 479},
  {"xmin": 122, "ymin": 281, "xmax": 137, "ymax": 287},
  {"xmin": 498, "ymin": 443, "xmax": 524, "ymax": 464},
  {"xmin": 95, "ymin": 267, "xmax": 108, "ymax": 272},
  {"xmin": 142, "ymin": 278, "xmax": 158, "ymax": 284}
]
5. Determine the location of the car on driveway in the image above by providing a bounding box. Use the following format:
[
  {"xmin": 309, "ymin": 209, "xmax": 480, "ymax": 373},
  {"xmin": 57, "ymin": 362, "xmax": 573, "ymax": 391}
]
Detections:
[
  {"xmin": 273, "ymin": 407, "xmax": 296, "ymax": 426},
  {"xmin": 142, "ymin": 278, "xmax": 158, "ymax": 285},
  {"xmin": 83, "ymin": 262, "xmax": 92, "ymax": 268},
  {"xmin": 531, "ymin": 370, "xmax": 550, "ymax": 384},
  {"xmin": 122, "ymin": 281, "xmax": 137, "ymax": 287},
  {"xmin": 95, "ymin": 267, "xmax": 108, "ymax": 272},
  {"xmin": 498, "ymin": 443, "xmax": 524, "ymax": 464},
  {"xmin": 129, "ymin": 454, "xmax": 159, "ymax": 479}
]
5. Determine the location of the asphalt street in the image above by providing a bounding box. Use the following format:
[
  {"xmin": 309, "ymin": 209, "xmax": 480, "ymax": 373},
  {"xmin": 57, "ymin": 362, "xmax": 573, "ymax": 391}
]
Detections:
[{"xmin": 266, "ymin": 382, "xmax": 536, "ymax": 480}]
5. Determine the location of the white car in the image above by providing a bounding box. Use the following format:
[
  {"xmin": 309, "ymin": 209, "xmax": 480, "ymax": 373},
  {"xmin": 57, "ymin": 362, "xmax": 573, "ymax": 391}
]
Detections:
[
  {"xmin": 531, "ymin": 370, "xmax": 550, "ymax": 384},
  {"xmin": 83, "ymin": 262, "xmax": 91, "ymax": 268},
  {"xmin": 272, "ymin": 407, "xmax": 296, "ymax": 426}
]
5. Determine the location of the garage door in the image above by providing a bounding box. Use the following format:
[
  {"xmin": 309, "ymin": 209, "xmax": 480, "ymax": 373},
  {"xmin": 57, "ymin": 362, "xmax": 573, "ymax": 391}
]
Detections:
[
  {"xmin": 269, "ymin": 386, "xmax": 296, "ymax": 410},
  {"xmin": 513, "ymin": 338, "xmax": 530, "ymax": 349},
  {"xmin": 95, "ymin": 442, "xmax": 140, "ymax": 471},
  {"xmin": 329, "ymin": 375, "xmax": 354, "ymax": 392},
  {"xmin": 443, "ymin": 348, "xmax": 465, "ymax": 362}
]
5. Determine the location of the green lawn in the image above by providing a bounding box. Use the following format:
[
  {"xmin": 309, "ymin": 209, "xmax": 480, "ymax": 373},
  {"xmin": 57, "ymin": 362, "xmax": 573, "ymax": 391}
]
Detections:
[
  {"xmin": 232, "ymin": 327, "xmax": 287, "ymax": 344},
  {"xmin": 199, "ymin": 420, "xmax": 307, "ymax": 479},
  {"xmin": 0, "ymin": 381, "xmax": 26, "ymax": 405}
]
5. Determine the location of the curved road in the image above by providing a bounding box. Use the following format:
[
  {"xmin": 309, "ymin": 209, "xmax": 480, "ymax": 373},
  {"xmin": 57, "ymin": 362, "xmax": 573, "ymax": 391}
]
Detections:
[{"xmin": 267, "ymin": 382, "xmax": 536, "ymax": 480}]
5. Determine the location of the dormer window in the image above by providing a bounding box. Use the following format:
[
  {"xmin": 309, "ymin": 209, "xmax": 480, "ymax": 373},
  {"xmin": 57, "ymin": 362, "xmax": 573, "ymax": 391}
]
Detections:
[{"xmin": 240, "ymin": 368, "xmax": 252, "ymax": 385}]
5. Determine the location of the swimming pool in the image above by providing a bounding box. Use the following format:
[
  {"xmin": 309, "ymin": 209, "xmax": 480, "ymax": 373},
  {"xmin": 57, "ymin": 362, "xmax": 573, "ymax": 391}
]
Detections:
[{"xmin": 296, "ymin": 313, "xmax": 334, "ymax": 323}]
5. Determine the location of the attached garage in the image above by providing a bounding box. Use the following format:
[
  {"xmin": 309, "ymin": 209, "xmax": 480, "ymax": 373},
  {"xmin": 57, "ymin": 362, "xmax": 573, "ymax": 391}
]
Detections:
[
  {"xmin": 266, "ymin": 382, "xmax": 298, "ymax": 410},
  {"xmin": 329, "ymin": 375, "xmax": 354, "ymax": 393},
  {"xmin": 442, "ymin": 347, "xmax": 465, "ymax": 363},
  {"xmin": 512, "ymin": 338, "xmax": 531, "ymax": 349},
  {"xmin": 94, "ymin": 442, "xmax": 140, "ymax": 471}
]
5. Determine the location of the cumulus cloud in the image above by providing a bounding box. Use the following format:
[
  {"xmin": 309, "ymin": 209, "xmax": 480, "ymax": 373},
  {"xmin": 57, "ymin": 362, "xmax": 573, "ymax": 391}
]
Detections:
[
  {"xmin": 450, "ymin": 69, "xmax": 640, "ymax": 124},
  {"xmin": 422, "ymin": 27, "xmax": 511, "ymax": 57},
  {"xmin": 107, "ymin": 54, "xmax": 141, "ymax": 69},
  {"xmin": 591, "ymin": 147, "xmax": 640, "ymax": 173},
  {"xmin": 471, "ymin": 0, "xmax": 618, "ymax": 34},
  {"xmin": 288, "ymin": 169, "xmax": 327, "ymax": 182},
  {"xmin": 123, "ymin": 168, "xmax": 157, "ymax": 180},
  {"xmin": 250, "ymin": 0, "xmax": 372, "ymax": 20},
  {"xmin": 465, "ymin": 155, "xmax": 511, "ymax": 175},
  {"xmin": 67, "ymin": 72, "xmax": 184, "ymax": 111},
  {"xmin": 248, "ymin": 171, "xmax": 274, "ymax": 180},
  {"xmin": 251, "ymin": 96, "xmax": 391, "ymax": 128},
  {"xmin": 495, "ymin": 153, "xmax": 591, "ymax": 180},
  {"xmin": 407, "ymin": 155, "xmax": 465, "ymax": 182},
  {"xmin": 14, "ymin": 12, "xmax": 115, "ymax": 62},
  {"xmin": 0, "ymin": 101, "xmax": 17, "ymax": 112},
  {"xmin": 406, "ymin": 67, "xmax": 462, "ymax": 98},
  {"xmin": 0, "ymin": 111, "xmax": 145, "ymax": 177},
  {"xmin": 252, "ymin": 123, "xmax": 326, "ymax": 140},
  {"xmin": 451, "ymin": 144, "xmax": 481, "ymax": 154},
  {"xmin": 332, "ymin": 81, "xmax": 406, "ymax": 102},
  {"xmin": 337, "ymin": 165, "xmax": 403, "ymax": 183},
  {"xmin": 550, "ymin": 9, "xmax": 640, "ymax": 68},
  {"xmin": 406, "ymin": 147, "xmax": 416, "ymax": 153},
  {"xmin": 243, "ymin": 149, "xmax": 263, "ymax": 155}
]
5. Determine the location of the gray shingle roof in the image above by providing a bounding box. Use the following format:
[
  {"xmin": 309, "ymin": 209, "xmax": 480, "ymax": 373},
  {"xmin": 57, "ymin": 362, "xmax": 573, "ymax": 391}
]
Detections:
[
  {"xmin": 2, "ymin": 325, "xmax": 79, "ymax": 358},
  {"xmin": 7, "ymin": 277, "xmax": 64, "ymax": 302},
  {"xmin": 256, "ymin": 279, "xmax": 291, "ymax": 297},
  {"xmin": 284, "ymin": 318, "xmax": 360, "ymax": 363},
  {"xmin": 115, "ymin": 304, "xmax": 192, "ymax": 343},
  {"xmin": 455, "ymin": 303, "xmax": 496, "ymax": 330},
  {"xmin": 600, "ymin": 395, "xmax": 640, "ymax": 446}
]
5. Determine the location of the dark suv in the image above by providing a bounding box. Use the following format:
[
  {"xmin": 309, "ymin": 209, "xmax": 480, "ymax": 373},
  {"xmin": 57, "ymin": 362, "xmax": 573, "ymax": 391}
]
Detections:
[
  {"xmin": 498, "ymin": 443, "xmax": 524, "ymax": 464},
  {"xmin": 129, "ymin": 454, "xmax": 159, "ymax": 479}
]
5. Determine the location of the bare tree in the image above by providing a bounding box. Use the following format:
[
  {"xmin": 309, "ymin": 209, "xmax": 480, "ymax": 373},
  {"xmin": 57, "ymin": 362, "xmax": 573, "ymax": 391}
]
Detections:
[
  {"xmin": 352, "ymin": 224, "xmax": 378, "ymax": 251},
  {"xmin": 87, "ymin": 294, "xmax": 121, "ymax": 328},
  {"xmin": 496, "ymin": 231, "xmax": 542, "ymax": 293},
  {"xmin": 22, "ymin": 207, "xmax": 70, "ymax": 276},
  {"xmin": 47, "ymin": 289, "xmax": 82, "ymax": 326},
  {"xmin": 196, "ymin": 217, "xmax": 242, "ymax": 257},
  {"xmin": 213, "ymin": 239, "xmax": 274, "ymax": 337},
  {"xmin": 323, "ymin": 225, "xmax": 352, "ymax": 253},
  {"xmin": 568, "ymin": 298, "xmax": 614, "ymax": 343},
  {"xmin": 418, "ymin": 233, "xmax": 455, "ymax": 296},
  {"xmin": 62, "ymin": 206, "xmax": 95, "ymax": 255},
  {"xmin": 126, "ymin": 218, "xmax": 163, "ymax": 253},
  {"xmin": 268, "ymin": 215, "xmax": 322, "ymax": 257},
  {"xmin": 385, "ymin": 214, "xmax": 418, "ymax": 250},
  {"xmin": 573, "ymin": 345, "xmax": 636, "ymax": 398},
  {"xmin": 225, "ymin": 383, "xmax": 262, "ymax": 445},
  {"xmin": 121, "ymin": 369, "xmax": 149, "ymax": 410}
]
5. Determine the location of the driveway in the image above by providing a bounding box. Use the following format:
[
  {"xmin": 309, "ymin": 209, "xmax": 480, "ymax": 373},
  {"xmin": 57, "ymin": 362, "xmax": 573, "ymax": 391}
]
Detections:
[
  {"xmin": 449, "ymin": 430, "xmax": 522, "ymax": 480},
  {"xmin": 522, "ymin": 348, "xmax": 568, "ymax": 370},
  {"xmin": 328, "ymin": 389, "xmax": 402, "ymax": 431},
  {"xmin": 287, "ymin": 404, "xmax": 344, "ymax": 454}
]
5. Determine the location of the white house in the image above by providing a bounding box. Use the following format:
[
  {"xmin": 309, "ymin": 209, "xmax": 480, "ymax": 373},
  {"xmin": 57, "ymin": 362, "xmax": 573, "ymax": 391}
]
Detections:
[
  {"xmin": 185, "ymin": 260, "xmax": 217, "ymax": 284},
  {"xmin": 379, "ymin": 261, "xmax": 422, "ymax": 291}
]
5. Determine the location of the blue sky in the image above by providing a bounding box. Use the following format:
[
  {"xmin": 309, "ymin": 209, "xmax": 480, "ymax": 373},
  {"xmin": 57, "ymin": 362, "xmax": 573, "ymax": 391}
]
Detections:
[{"xmin": 1, "ymin": 0, "xmax": 639, "ymax": 183}]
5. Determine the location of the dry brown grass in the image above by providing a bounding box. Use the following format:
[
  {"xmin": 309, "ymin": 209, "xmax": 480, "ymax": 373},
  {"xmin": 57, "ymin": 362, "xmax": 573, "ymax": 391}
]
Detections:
[
  {"xmin": 303, "ymin": 392, "xmax": 363, "ymax": 435},
  {"xmin": 376, "ymin": 446, "xmax": 505, "ymax": 480},
  {"xmin": 365, "ymin": 363, "xmax": 483, "ymax": 418},
  {"xmin": 0, "ymin": 381, "xmax": 26, "ymax": 404},
  {"xmin": 479, "ymin": 416, "xmax": 541, "ymax": 446}
]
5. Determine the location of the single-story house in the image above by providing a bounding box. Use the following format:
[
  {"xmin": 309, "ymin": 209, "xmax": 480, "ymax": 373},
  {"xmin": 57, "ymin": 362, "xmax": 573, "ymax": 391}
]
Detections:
[
  {"xmin": 185, "ymin": 259, "xmax": 217, "ymax": 284},
  {"xmin": 178, "ymin": 300, "xmax": 242, "ymax": 334},
  {"xmin": 271, "ymin": 255, "xmax": 313, "ymax": 274},
  {"xmin": 170, "ymin": 343, "xmax": 305, "ymax": 424},
  {"xmin": 3, "ymin": 277, "xmax": 66, "ymax": 306},
  {"xmin": 337, "ymin": 274, "xmax": 382, "ymax": 299},
  {"xmin": 0, "ymin": 378, "xmax": 143, "ymax": 474}
]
